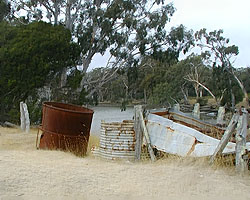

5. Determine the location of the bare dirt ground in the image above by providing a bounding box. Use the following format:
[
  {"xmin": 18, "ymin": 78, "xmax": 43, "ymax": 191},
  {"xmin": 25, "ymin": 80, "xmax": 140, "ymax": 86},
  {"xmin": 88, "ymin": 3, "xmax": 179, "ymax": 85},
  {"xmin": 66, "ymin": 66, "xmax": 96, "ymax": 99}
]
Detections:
[{"xmin": 1, "ymin": 127, "xmax": 250, "ymax": 200}]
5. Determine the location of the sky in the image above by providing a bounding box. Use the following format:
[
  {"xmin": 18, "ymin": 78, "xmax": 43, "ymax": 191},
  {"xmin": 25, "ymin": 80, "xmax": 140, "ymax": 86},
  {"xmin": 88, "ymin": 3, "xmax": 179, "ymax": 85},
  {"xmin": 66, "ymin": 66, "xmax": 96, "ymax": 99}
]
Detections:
[{"xmin": 89, "ymin": 0, "xmax": 250, "ymax": 71}]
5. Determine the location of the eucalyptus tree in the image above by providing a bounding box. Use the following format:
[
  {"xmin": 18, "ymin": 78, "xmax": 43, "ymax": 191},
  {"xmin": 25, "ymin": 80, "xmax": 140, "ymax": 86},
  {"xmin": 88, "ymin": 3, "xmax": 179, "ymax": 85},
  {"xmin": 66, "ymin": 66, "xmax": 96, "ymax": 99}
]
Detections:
[
  {"xmin": 195, "ymin": 29, "xmax": 248, "ymax": 107},
  {"xmin": 10, "ymin": 0, "xmax": 194, "ymax": 96}
]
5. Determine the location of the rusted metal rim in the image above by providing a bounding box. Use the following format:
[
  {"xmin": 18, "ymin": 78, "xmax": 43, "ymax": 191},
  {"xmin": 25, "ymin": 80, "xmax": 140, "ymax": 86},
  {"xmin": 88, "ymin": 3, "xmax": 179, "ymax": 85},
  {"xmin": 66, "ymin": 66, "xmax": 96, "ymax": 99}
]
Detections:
[{"xmin": 43, "ymin": 102, "xmax": 94, "ymax": 115}]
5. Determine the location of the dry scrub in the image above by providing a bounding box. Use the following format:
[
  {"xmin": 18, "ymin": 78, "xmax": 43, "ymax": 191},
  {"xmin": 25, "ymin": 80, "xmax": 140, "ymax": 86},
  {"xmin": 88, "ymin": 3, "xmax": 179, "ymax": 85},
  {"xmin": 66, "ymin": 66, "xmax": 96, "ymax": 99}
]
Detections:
[{"xmin": 0, "ymin": 127, "xmax": 250, "ymax": 200}]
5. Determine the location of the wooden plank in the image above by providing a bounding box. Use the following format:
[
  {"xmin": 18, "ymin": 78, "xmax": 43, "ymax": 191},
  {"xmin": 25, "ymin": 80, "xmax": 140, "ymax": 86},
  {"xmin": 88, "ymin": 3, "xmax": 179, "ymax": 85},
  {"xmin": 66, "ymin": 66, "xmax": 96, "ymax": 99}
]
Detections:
[
  {"xmin": 134, "ymin": 105, "xmax": 143, "ymax": 160},
  {"xmin": 210, "ymin": 112, "xmax": 239, "ymax": 164},
  {"xmin": 235, "ymin": 108, "xmax": 248, "ymax": 173},
  {"xmin": 138, "ymin": 106, "xmax": 156, "ymax": 162},
  {"xmin": 4, "ymin": 121, "xmax": 19, "ymax": 128}
]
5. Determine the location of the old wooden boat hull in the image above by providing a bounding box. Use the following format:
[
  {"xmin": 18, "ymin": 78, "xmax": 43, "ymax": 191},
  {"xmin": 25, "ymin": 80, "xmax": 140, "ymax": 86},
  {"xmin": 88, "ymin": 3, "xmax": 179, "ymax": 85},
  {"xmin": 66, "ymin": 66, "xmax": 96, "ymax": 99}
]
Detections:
[{"xmin": 146, "ymin": 113, "xmax": 249, "ymax": 157}]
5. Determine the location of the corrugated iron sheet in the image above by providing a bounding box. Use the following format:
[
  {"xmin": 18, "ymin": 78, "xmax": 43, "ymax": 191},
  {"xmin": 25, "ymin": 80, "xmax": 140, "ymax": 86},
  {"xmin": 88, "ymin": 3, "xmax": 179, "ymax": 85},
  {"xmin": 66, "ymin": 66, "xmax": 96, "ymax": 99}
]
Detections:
[{"xmin": 95, "ymin": 120, "xmax": 136, "ymax": 160}]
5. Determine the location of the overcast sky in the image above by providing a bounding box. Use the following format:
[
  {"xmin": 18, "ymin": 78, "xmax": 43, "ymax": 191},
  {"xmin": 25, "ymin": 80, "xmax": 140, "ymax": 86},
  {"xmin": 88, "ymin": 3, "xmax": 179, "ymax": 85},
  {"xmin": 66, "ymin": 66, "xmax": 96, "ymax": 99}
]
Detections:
[{"xmin": 89, "ymin": 0, "xmax": 250, "ymax": 71}]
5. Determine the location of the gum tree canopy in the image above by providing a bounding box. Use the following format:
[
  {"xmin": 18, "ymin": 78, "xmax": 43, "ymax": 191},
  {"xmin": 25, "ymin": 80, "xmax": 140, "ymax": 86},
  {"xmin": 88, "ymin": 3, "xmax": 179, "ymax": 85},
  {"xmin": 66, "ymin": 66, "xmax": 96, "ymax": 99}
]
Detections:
[
  {"xmin": 0, "ymin": 21, "xmax": 80, "ymax": 121},
  {"xmin": 10, "ymin": 0, "xmax": 193, "ymax": 93},
  {"xmin": 195, "ymin": 29, "xmax": 249, "ymax": 107}
]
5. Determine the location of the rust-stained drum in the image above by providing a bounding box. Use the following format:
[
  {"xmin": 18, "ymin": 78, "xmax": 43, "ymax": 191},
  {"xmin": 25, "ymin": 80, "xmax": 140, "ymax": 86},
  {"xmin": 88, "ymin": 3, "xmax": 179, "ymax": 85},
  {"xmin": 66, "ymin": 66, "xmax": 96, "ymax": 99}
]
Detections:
[{"xmin": 39, "ymin": 102, "xmax": 94, "ymax": 156}]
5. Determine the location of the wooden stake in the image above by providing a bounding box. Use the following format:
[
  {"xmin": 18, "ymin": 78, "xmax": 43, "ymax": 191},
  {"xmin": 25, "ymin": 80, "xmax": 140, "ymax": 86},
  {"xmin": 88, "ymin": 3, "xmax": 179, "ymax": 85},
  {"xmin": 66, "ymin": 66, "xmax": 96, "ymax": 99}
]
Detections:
[
  {"xmin": 137, "ymin": 105, "xmax": 156, "ymax": 162},
  {"xmin": 210, "ymin": 112, "xmax": 239, "ymax": 164}
]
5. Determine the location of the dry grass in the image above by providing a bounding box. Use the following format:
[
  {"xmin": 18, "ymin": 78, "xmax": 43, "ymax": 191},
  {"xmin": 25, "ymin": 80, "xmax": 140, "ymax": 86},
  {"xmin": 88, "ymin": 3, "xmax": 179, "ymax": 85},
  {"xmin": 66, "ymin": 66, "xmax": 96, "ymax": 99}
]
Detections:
[
  {"xmin": 87, "ymin": 134, "xmax": 100, "ymax": 155},
  {"xmin": 1, "ymin": 127, "xmax": 250, "ymax": 199},
  {"xmin": 0, "ymin": 127, "xmax": 38, "ymax": 151}
]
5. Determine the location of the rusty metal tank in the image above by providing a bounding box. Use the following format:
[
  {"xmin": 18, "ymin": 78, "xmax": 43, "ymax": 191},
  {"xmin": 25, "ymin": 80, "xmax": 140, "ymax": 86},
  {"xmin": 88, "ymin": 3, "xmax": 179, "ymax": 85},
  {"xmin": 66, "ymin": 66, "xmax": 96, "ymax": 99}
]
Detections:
[{"xmin": 39, "ymin": 102, "xmax": 94, "ymax": 156}]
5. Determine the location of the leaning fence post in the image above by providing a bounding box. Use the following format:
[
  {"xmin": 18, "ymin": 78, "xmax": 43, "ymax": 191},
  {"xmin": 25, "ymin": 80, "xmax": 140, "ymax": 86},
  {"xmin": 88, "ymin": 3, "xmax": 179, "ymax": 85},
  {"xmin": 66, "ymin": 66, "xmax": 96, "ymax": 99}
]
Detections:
[
  {"xmin": 134, "ymin": 105, "xmax": 143, "ymax": 160},
  {"xmin": 235, "ymin": 108, "xmax": 248, "ymax": 174},
  {"xmin": 210, "ymin": 112, "xmax": 239, "ymax": 164},
  {"xmin": 137, "ymin": 106, "xmax": 156, "ymax": 162}
]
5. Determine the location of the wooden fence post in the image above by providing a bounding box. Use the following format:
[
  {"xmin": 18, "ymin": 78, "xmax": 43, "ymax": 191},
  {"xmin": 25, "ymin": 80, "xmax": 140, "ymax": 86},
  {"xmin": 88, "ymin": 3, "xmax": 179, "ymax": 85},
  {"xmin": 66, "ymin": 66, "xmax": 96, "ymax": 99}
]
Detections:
[
  {"xmin": 134, "ymin": 105, "xmax": 156, "ymax": 162},
  {"xmin": 235, "ymin": 108, "xmax": 248, "ymax": 173},
  {"xmin": 210, "ymin": 112, "xmax": 239, "ymax": 164},
  {"xmin": 216, "ymin": 106, "xmax": 225, "ymax": 126},
  {"xmin": 134, "ymin": 105, "xmax": 143, "ymax": 160},
  {"xmin": 20, "ymin": 102, "xmax": 25, "ymax": 131},
  {"xmin": 192, "ymin": 103, "xmax": 200, "ymax": 119},
  {"xmin": 20, "ymin": 102, "xmax": 30, "ymax": 133},
  {"xmin": 138, "ymin": 106, "xmax": 156, "ymax": 162}
]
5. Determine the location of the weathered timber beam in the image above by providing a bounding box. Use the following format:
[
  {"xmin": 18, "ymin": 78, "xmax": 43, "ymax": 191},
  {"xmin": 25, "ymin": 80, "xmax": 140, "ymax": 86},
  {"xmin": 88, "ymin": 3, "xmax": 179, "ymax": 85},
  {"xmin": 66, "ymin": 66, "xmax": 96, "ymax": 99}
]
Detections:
[{"xmin": 210, "ymin": 112, "xmax": 239, "ymax": 164}]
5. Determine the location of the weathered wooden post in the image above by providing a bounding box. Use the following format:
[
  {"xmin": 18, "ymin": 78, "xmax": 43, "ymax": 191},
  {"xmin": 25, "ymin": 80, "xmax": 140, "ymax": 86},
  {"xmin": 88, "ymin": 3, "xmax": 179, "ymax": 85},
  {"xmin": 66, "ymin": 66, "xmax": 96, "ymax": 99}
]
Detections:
[
  {"xmin": 173, "ymin": 103, "xmax": 180, "ymax": 112},
  {"xmin": 20, "ymin": 102, "xmax": 26, "ymax": 131},
  {"xmin": 235, "ymin": 108, "xmax": 248, "ymax": 174},
  {"xmin": 20, "ymin": 102, "xmax": 30, "ymax": 133},
  {"xmin": 216, "ymin": 106, "xmax": 225, "ymax": 126},
  {"xmin": 134, "ymin": 105, "xmax": 143, "ymax": 160},
  {"xmin": 210, "ymin": 111, "xmax": 239, "ymax": 164},
  {"xmin": 134, "ymin": 105, "xmax": 156, "ymax": 162},
  {"xmin": 192, "ymin": 103, "xmax": 200, "ymax": 119}
]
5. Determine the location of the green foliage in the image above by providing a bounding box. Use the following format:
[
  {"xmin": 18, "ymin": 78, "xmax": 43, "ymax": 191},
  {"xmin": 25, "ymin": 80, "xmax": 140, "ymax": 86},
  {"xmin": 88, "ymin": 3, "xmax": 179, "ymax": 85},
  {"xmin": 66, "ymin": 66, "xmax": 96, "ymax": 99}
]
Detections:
[
  {"xmin": 67, "ymin": 69, "xmax": 83, "ymax": 90},
  {"xmin": 195, "ymin": 28, "xmax": 244, "ymax": 106},
  {"xmin": 0, "ymin": 21, "xmax": 80, "ymax": 123},
  {"xmin": 0, "ymin": 0, "xmax": 10, "ymax": 21}
]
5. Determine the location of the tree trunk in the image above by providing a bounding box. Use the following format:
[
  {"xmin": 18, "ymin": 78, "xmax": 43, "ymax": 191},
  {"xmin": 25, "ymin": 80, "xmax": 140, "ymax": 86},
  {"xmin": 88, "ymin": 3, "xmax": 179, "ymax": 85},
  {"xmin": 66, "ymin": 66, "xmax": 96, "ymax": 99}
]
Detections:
[
  {"xmin": 60, "ymin": 67, "xmax": 68, "ymax": 88},
  {"xmin": 54, "ymin": 1, "xmax": 59, "ymax": 25},
  {"xmin": 181, "ymin": 86, "xmax": 189, "ymax": 104},
  {"xmin": 232, "ymin": 72, "xmax": 249, "ymax": 108},
  {"xmin": 65, "ymin": 0, "xmax": 72, "ymax": 31},
  {"xmin": 195, "ymin": 84, "xmax": 199, "ymax": 100},
  {"xmin": 144, "ymin": 88, "xmax": 147, "ymax": 104}
]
